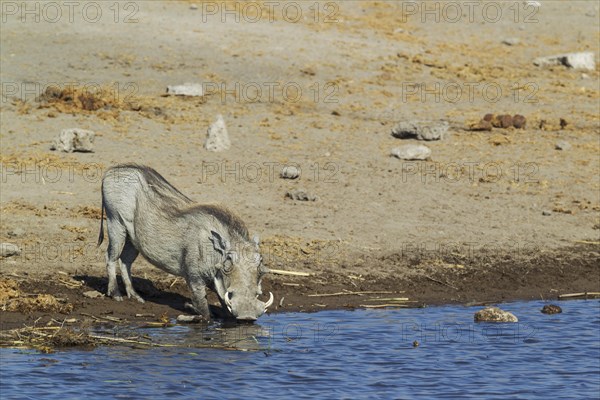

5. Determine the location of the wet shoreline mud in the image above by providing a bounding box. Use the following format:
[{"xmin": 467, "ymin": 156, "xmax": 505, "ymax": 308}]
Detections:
[{"xmin": 2, "ymin": 244, "xmax": 598, "ymax": 336}]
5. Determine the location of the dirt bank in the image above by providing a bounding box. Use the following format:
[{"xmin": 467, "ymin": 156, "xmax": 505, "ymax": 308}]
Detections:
[{"xmin": 1, "ymin": 1, "xmax": 599, "ymax": 336}]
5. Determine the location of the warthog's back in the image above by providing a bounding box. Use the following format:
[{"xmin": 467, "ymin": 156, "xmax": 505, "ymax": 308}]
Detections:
[{"xmin": 102, "ymin": 163, "xmax": 193, "ymax": 211}]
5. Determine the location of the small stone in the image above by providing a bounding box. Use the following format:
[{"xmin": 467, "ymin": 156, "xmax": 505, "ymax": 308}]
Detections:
[
  {"xmin": 502, "ymin": 38, "xmax": 520, "ymax": 46},
  {"xmin": 555, "ymin": 141, "xmax": 572, "ymax": 151},
  {"xmin": 189, "ymin": 4, "xmax": 198, "ymax": 10},
  {"xmin": 542, "ymin": 210, "xmax": 552, "ymax": 216},
  {"xmin": 533, "ymin": 52, "xmax": 596, "ymax": 71},
  {"xmin": 50, "ymin": 128, "xmax": 95, "ymax": 153},
  {"xmin": 390, "ymin": 144, "xmax": 431, "ymax": 160},
  {"xmin": 286, "ymin": 189, "xmax": 318, "ymax": 202},
  {"xmin": 512, "ymin": 114, "xmax": 527, "ymax": 129},
  {"xmin": 204, "ymin": 115, "xmax": 230, "ymax": 152},
  {"xmin": 82, "ymin": 290, "xmax": 104, "ymax": 299},
  {"xmin": 280, "ymin": 166, "xmax": 300, "ymax": 179},
  {"xmin": 177, "ymin": 314, "xmax": 203, "ymax": 323},
  {"xmin": 166, "ymin": 83, "xmax": 203, "ymax": 97},
  {"xmin": 7, "ymin": 228, "xmax": 25, "ymax": 238},
  {"xmin": 468, "ymin": 120, "xmax": 492, "ymax": 131},
  {"xmin": 474, "ymin": 306, "xmax": 518, "ymax": 323},
  {"xmin": 492, "ymin": 114, "xmax": 513, "ymax": 129},
  {"xmin": 541, "ymin": 304, "xmax": 562, "ymax": 314},
  {"xmin": 391, "ymin": 120, "xmax": 449, "ymax": 141},
  {"xmin": 0, "ymin": 243, "xmax": 21, "ymax": 257},
  {"xmin": 560, "ymin": 118, "xmax": 568, "ymax": 129},
  {"xmin": 483, "ymin": 113, "xmax": 495, "ymax": 122},
  {"xmin": 331, "ymin": 110, "xmax": 341, "ymax": 116}
]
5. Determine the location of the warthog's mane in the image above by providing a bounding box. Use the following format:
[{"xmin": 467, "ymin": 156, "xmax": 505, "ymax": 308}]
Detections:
[{"xmin": 178, "ymin": 204, "xmax": 250, "ymax": 242}]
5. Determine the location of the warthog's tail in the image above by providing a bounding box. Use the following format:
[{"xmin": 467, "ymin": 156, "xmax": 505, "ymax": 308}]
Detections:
[{"xmin": 97, "ymin": 200, "xmax": 105, "ymax": 247}]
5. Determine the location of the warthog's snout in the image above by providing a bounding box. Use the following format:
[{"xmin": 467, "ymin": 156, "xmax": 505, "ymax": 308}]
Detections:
[{"xmin": 224, "ymin": 291, "xmax": 274, "ymax": 322}]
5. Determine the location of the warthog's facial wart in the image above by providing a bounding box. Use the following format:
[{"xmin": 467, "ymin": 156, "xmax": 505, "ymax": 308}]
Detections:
[{"xmin": 211, "ymin": 231, "xmax": 272, "ymax": 321}]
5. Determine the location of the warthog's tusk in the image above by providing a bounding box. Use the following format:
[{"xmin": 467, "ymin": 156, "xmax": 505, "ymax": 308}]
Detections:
[
  {"xmin": 224, "ymin": 291, "xmax": 233, "ymax": 313},
  {"xmin": 264, "ymin": 292, "xmax": 274, "ymax": 310}
]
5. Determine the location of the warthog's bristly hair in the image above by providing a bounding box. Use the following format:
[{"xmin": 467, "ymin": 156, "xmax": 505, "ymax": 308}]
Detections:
[{"xmin": 179, "ymin": 204, "xmax": 250, "ymax": 241}]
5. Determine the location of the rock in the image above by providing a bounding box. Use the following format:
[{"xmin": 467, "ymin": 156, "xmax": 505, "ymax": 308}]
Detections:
[
  {"xmin": 391, "ymin": 144, "xmax": 431, "ymax": 160},
  {"xmin": 468, "ymin": 120, "xmax": 493, "ymax": 131},
  {"xmin": 189, "ymin": 4, "xmax": 198, "ymax": 10},
  {"xmin": 0, "ymin": 243, "xmax": 21, "ymax": 257},
  {"xmin": 286, "ymin": 189, "xmax": 318, "ymax": 202},
  {"xmin": 502, "ymin": 38, "xmax": 520, "ymax": 46},
  {"xmin": 204, "ymin": 115, "xmax": 230, "ymax": 152},
  {"xmin": 483, "ymin": 113, "xmax": 495, "ymax": 122},
  {"xmin": 391, "ymin": 120, "xmax": 449, "ymax": 141},
  {"xmin": 541, "ymin": 304, "xmax": 562, "ymax": 314},
  {"xmin": 166, "ymin": 83, "xmax": 203, "ymax": 97},
  {"xmin": 280, "ymin": 166, "xmax": 300, "ymax": 179},
  {"xmin": 492, "ymin": 114, "xmax": 513, "ymax": 129},
  {"xmin": 542, "ymin": 210, "xmax": 552, "ymax": 216},
  {"xmin": 474, "ymin": 306, "xmax": 518, "ymax": 323},
  {"xmin": 7, "ymin": 228, "xmax": 25, "ymax": 238},
  {"xmin": 177, "ymin": 314, "xmax": 203, "ymax": 323},
  {"xmin": 82, "ymin": 290, "xmax": 104, "ymax": 299},
  {"xmin": 50, "ymin": 128, "xmax": 95, "ymax": 153},
  {"xmin": 533, "ymin": 52, "xmax": 596, "ymax": 70},
  {"xmin": 524, "ymin": 1, "xmax": 541, "ymax": 7},
  {"xmin": 512, "ymin": 114, "xmax": 527, "ymax": 129},
  {"xmin": 555, "ymin": 140, "xmax": 572, "ymax": 151}
]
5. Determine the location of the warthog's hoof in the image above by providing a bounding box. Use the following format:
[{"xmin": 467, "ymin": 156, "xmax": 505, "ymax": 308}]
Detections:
[
  {"xmin": 112, "ymin": 296, "xmax": 124, "ymax": 302},
  {"xmin": 128, "ymin": 293, "xmax": 145, "ymax": 303}
]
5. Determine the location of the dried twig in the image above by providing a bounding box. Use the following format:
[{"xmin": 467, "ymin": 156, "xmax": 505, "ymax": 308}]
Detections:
[
  {"xmin": 360, "ymin": 304, "xmax": 410, "ymax": 309},
  {"xmin": 270, "ymin": 269, "xmax": 311, "ymax": 277},
  {"xmin": 424, "ymin": 275, "xmax": 458, "ymax": 290},
  {"xmin": 558, "ymin": 292, "xmax": 600, "ymax": 299},
  {"xmin": 307, "ymin": 290, "xmax": 399, "ymax": 297}
]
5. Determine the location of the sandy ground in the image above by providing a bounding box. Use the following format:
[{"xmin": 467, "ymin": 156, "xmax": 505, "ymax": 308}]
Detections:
[{"xmin": 0, "ymin": 1, "xmax": 599, "ymax": 329}]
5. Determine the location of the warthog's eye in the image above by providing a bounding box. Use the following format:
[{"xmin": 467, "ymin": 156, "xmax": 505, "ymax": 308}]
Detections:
[{"xmin": 222, "ymin": 258, "xmax": 234, "ymax": 275}]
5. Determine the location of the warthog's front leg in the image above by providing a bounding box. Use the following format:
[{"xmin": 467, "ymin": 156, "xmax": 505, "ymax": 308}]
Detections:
[{"xmin": 185, "ymin": 281, "xmax": 211, "ymax": 320}]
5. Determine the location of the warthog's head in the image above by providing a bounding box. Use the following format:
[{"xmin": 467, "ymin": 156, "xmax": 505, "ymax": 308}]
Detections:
[{"xmin": 210, "ymin": 231, "xmax": 273, "ymax": 321}]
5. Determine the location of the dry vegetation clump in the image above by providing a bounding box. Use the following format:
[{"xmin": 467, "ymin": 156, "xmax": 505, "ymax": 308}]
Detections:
[{"xmin": 0, "ymin": 278, "xmax": 73, "ymax": 314}]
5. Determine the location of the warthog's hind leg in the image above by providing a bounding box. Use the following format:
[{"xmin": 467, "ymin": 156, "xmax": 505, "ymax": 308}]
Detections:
[
  {"xmin": 119, "ymin": 239, "xmax": 144, "ymax": 303},
  {"xmin": 105, "ymin": 219, "xmax": 126, "ymax": 301}
]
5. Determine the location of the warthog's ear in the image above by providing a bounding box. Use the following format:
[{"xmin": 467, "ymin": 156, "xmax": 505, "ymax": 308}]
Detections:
[
  {"xmin": 210, "ymin": 230, "xmax": 230, "ymax": 256},
  {"xmin": 253, "ymin": 235, "xmax": 260, "ymax": 249}
]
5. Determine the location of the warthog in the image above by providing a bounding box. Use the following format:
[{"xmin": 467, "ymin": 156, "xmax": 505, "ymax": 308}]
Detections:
[{"xmin": 97, "ymin": 164, "xmax": 273, "ymax": 321}]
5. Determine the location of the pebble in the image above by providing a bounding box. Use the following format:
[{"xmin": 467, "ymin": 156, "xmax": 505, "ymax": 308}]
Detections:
[
  {"xmin": 391, "ymin": 120, "xmax": 449, "ymax": 141},
  {"xmin": 474, "ymin": 306, "xmax": 518, "ymax": 323},
  {"xmin": 0, "ymin": 243, "xmax": 21, "ymax": 257},
  {"xmin": 541, "ymin": 304, "xmax": 562, "ymax": 314},
  {"xmin": 555, "ymin": 141, "xmax": 572, "ymax": 151},
  {"xmin": 502, "ymin": 38, "xmax": 520, "ymax": 46},
  {"xmin": 204, "ymin": 115, "xmax": 231, "ymax": 152},
  {"xmin": 512, "ymin": 114, "xmax": 527, "ymax": 129},
  {"xmin": 534, "ymin": 52, "xmax": 596, "ymax": 71},
  {"xmin": 50, "ymin": 128, "xmax": 95, "ymax": 153},
  {"xmin": 390, "ymin": 144, "xmax": 431, "ymax": 160},
  {"xmin": 82, "ymin": 290, "xmax": 104, "ymax": 299},
  {"xmin": 280, "ymin": 166, "xmax": 300, "ymax": 179},
  {"xmin": 177, "ymin": 314, "xmax": 203, "ymax": 323},
  {"xmin": 286, "ymin": 189, "xmax": 318, "ymax": 202},
  {"xmin": 166, "ymin": 83, "xmax": 204, "ymax": 97},
  {"xmin": 542, "ymin": 210, "xmax": 552, "ymax": 216},
  {"xmin": 7, "ymin": 228, "xmax": 25, "ymax": 238},
  {"xmin": 492, "ymin": 114, "xmax": 513, "ymax": 129},
  {"xmin": 468, "ymin": 120, "xmax": 492, "ymax": 131}
]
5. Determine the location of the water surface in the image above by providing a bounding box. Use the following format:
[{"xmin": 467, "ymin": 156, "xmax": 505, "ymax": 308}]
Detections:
[{"xmin": 1, "ymin": 300, "xmax": 599, "ymax": 399}]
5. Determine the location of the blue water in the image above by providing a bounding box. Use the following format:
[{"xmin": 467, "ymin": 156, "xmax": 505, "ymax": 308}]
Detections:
[{"xmin": 1, "ymin": 300, "xmax": 599, "ymax": 399}]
